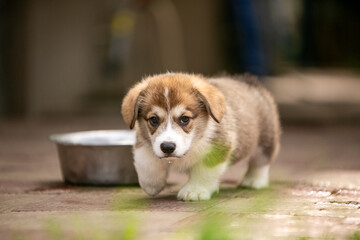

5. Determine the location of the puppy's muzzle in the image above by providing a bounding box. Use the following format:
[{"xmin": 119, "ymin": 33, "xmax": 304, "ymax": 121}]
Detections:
[{"xmin": 160, "ymin": 142, "xmax": 176, "ymax": 154}]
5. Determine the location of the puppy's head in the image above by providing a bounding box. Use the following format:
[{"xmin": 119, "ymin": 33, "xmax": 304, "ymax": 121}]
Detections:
[{"xmin": 121, "ymin": 73, "xmax": 225, "ymax": 158}]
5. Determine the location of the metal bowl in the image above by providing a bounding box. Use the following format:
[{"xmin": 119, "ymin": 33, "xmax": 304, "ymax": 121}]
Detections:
[{"xmin": 50, "ymin": 130, "xmax": 138, "ymax": 185}]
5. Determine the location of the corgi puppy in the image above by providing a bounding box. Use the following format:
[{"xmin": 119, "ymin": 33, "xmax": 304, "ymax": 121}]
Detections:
[{"xmin": 121, "ymin": 73, "xmax": 280, "ymax": 201}]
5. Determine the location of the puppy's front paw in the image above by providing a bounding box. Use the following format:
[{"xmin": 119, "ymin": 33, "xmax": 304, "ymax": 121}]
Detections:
[
  {"xmin": 177, "ymin": 185, "xmax": 212, "ymax": 201},
  {"xmin": 140, "ymin": 181, "xmax": 165, "ymax": 196},
  {"xmin": 143, "ymin": 185, "xmax": 163, "ymax": 196}
]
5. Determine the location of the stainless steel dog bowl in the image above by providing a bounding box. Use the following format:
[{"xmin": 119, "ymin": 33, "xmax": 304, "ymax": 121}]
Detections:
[{"xmin": 50, "ymin": 130, "xmax": 138, "ymax": 185}]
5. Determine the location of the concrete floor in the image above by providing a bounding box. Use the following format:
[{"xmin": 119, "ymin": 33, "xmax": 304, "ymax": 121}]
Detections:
[{"xmin": 0, "ymin": 116, "xmax": 360, "ymax": 239}]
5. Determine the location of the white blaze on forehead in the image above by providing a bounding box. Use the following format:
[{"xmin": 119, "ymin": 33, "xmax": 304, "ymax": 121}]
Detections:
[{"xmin": 164, "ymin": 87, "xmax": 170, "ymax": 110}]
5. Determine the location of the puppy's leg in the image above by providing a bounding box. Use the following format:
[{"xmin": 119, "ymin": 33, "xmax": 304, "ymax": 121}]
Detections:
[
  {"xmin": 241, "ymin": 147, "xmax": 271, "ymax": 189},
  {"xmin": 134, "ymin": 146, "xmax": 169, "ymax": 196},
  {"xmin": 177, "ymin": 161, "xmax": 228, "ymax": 201}
]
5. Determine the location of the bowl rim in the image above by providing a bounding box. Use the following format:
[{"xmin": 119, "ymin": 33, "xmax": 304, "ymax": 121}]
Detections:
[{"xmin": 49, "ymin": 129, "xmax": 135, "ymax": 146}]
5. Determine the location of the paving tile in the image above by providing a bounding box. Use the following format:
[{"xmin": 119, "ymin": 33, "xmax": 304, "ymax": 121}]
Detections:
[
  {"xmin": 0, "ymin": 210, "xmax": 195, "ymax": 240},
  {"xmin": 0, "ymin": 194, "xmax": 54, "ymax": 213}
]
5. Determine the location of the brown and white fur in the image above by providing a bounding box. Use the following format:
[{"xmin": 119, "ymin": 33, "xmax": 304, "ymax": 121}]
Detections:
[{"xmin": 121, "ymin": 73, "xmax": 280, "ymax": 201}]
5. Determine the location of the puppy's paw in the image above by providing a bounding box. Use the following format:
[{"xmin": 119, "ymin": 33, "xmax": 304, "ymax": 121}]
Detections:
[
  {"xmin": 240, "ymin": 176, "xmax": 268, "ymax": 189},
  {"xmin": 177, "ymin": 185, "xmax": 212, "ymax": 201},
  {"xmin": 140, "ymin": 182, "xmax": 165, "ymax": 196},
  {"xmin": 143, "ymin": 186, "xmax": 163, "ymax": 196},
  {"xmin": 241, "ymin": 165, "xmax": 269, "ymax": 189}
]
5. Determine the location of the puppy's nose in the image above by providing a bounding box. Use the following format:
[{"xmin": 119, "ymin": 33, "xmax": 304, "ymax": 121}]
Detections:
[{"xmin": 160, "ymin": 142, "xmax": 176, "ymax": 154}]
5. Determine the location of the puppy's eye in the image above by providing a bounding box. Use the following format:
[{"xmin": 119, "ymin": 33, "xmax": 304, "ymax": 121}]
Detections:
[
  {"xmin": 179, "ymin": 116, "xmax": 190, "ymax": 126},
  {"xmin": 149, "ymin": 116, "xmax": 159, "ymax": 127}
]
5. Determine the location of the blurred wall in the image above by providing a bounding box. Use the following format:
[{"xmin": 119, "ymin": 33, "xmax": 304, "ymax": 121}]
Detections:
[
  {"xmin": 123, "ymin": 0, "xmax": 227, "ymax": 88},
  {"xmin": 26, "ymin": 0, "xmax": 112, "ymax": 115},
  {"xmin": 1, "ymin": 0, "xmax": 228, "ymax": 117},
  {"xmin": 1, "ymin": 0, "xmax": 359, "ymax": 119},
  {"xmin": 1, "ymin": 0, "xmax": 28, "ymax": 117}
]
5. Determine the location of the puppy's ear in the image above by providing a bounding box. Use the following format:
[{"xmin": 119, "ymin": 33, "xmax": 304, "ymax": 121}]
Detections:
[
  {"xmin": 121, "ymin": 82, "xmax": 147, "ymax": 129},
  {"xmin": 194, "ymin": 80, "xmax": 226, "ymax": 123}
]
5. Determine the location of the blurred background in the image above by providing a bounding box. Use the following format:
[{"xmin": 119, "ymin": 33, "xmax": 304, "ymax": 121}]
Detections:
[{"xmin": 0, "ymin": 0, "xmax": 360, "ymax": 123}]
